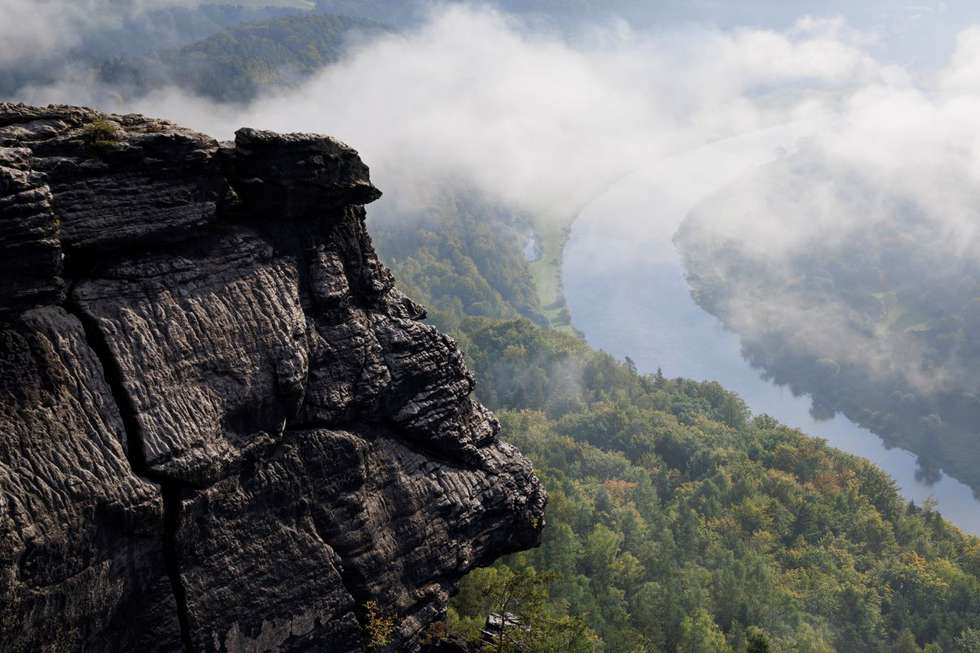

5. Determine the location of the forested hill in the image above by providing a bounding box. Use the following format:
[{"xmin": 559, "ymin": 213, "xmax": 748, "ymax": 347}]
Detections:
[
  {"xmin": 99, "ymin": 14, "xmax": 387, "ymax": 102},
  {"xmin": 370, "ymin": 176, "xmax": 980, "ymax": 652},
  {"xmin": 371, "ymin": 188, "xmax": 549, "ymax": 332},
  {"xmin": 1, "ymin": 0, "xmax": 655, "ymax": 102},
  {"xmin": 0, "ymin": 4, "xmax": 302, "ymax": 98},
  {"xmin": 675, "ymin": 159, "xmax": 980, "ymax": 499},
  {"xmin": 0, "ymin": 0, "xmax": 757, "ymax": 102},
  {"xmin": 446, "ymin": 318, "xmax": 980, "ymax": 653}
]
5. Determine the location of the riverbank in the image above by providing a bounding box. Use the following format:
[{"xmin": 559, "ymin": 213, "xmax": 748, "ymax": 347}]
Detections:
[
  {"xmin": 526, "ymin": 212, "xmax": 577, "ymax": 332},
  {"xmin": 558, "ymin": 130, "xmax": 980, "ymax": 535}
]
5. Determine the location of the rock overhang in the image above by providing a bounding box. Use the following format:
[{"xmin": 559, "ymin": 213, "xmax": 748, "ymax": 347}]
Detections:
[{"xmin": 0, "ymin": 102, "xmax": 545, "ymax": 653}]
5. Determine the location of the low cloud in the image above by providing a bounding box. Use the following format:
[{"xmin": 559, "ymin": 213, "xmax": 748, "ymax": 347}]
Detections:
[
  {"xmin": 15, "ymin": 5, "xmax": 893, "ymax": 218},
  {"xmin": 677, "ymin": 28, "xmax": 980, "ymax": 396},
  {"xmin": 10, "ymin": 2, "xmax": 980, "ymax": 396}
]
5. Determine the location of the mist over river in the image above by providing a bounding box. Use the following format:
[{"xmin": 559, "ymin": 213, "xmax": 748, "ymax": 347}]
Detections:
[{"xmin": 562, "ymin": 127, "xmax": 980, "ymax": 535}]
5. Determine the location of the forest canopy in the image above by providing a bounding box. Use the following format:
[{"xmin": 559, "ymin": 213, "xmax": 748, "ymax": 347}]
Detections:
[{"xmin": 370, "ymin": 187, "xmax": 980, "ymax": 652}]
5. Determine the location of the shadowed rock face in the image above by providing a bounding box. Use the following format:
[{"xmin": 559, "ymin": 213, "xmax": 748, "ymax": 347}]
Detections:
[{"xmin": 0, "ymin": 103, "xmax": 546, "ymax": 653}]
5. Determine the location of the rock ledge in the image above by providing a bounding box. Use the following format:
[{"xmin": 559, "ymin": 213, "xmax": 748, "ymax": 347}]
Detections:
[{"xmin": 0, "ymin": 103, "xmax": 545, "ymax": 653}]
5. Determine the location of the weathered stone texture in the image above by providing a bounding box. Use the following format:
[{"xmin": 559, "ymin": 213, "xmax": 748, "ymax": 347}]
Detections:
[
  {"xmin": 0, "ymin": 103, "xmax": 545, "ymax": 653},
  {"xmin": 0, "ymin": 147, "xmax": 63, "ymax": 316},
  {"xmin": 0, "ymin": 307, "xmax": 179, "ymax": 653}
]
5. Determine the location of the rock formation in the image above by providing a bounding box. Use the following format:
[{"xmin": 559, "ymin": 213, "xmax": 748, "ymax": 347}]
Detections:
[{"xmin": 0, "ymin": 103, "xmax": 546, "ymax": 653}]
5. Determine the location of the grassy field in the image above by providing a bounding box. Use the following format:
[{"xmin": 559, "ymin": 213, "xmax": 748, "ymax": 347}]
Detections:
[{"xmin": 527, "ymin": 212, "xmax": 577, "ymax": 333}]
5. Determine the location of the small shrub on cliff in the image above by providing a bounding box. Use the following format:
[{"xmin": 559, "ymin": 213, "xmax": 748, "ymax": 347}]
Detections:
[
  {"xmin": 363, "ymin": 600, "xmax": 395, "ymax": 650},
  {"xmin": 420, "ymin": 620, "xmax": 450, "ymax": 645},
  {"xmin": 451, "ymin": 566, "xmax": 599, "ymax": 653},
  {"xmin": 81, "ymin": 118, "xmax": 123, "ymax": 151}
]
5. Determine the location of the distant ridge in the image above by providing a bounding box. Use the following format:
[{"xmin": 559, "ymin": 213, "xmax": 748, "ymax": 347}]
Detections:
[{"xmin": 100, "ymin": 13, "xmax": 388, "ymax": 102}]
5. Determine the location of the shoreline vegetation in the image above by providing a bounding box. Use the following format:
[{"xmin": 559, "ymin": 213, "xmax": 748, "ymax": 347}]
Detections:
[
  {"xmin": 372, "ymin": 181, "xmax": 980, "ymax": 653},
  {"xmin": 526, "ymin": 212, "xmax": 576, "ymax": 332},
  {"xmin": 675, "ymin": 160, "xmax": 980, "ymax": 502}
]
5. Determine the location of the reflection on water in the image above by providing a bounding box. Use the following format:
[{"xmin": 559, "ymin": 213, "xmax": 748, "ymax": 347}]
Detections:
[{"xmin": 562, "ymin": 128, "xmax": 980, "ymax": 535}]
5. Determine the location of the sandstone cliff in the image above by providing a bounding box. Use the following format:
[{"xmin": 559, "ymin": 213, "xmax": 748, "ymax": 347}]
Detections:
[{"xmin": 0, "ymin": 103, "xmax": 545, "ymax": 653}]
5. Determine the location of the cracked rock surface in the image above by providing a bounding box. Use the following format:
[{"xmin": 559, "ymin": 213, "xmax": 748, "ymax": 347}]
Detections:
[{"xmin": 0, "ymin": 103, "xmax": 546, "ymax": 653}]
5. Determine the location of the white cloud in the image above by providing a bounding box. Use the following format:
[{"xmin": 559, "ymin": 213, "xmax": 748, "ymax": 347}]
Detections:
[
  {"xmin": 674, "ymin": 25, "xmax": 980, "ymax": 395},
  {"xmin": 13, "ymin": 2, "xmax": 980, "ymax": 395},
  {"xmin": 16, "ymin": 5, "xmax": 888, "ymax": 218}
]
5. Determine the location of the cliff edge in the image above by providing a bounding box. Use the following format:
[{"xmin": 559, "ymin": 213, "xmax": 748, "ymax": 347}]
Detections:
[{"xmin": 0, "ymin": 103, "xmax": 546, "ymax": 652}]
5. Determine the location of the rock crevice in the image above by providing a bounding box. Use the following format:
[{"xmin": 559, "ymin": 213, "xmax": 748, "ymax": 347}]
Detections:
[
  {"xmin": 162, "ymin": 484, "xmax": 194, "ymax": 653},
  {"xmin": 0, "ymin": 103, "xmax": 545, "ymax": 653}
]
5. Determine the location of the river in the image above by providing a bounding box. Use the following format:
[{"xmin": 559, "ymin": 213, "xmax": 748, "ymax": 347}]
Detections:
[{"xmin": 561, "ymin": 127, "xmax": 980, "ymax": 535}]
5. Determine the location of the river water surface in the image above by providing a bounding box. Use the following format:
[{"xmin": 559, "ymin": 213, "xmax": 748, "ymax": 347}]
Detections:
[{"xmin": 562, "ymin": 127, "xmax": 980, "ymax": 535}]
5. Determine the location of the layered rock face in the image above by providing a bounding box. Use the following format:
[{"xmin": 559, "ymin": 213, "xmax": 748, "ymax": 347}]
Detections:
[{"xmin": 0, "ymin": 103, "xmax": 545, "ymax": 652}]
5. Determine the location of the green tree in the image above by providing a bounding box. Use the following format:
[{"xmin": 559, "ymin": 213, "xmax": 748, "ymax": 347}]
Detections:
[
  {"xmin": 957, "ymin": 628, "xmax": 980, "ymax": 653},
  {"xmin": 895, "ymin": 630, "xmax": 922, "ymax": 653},
  {"xmin": 677, "ymin": 610, "xmax": 732, "ymax": 653},
  {"xmin": 746, "ymin": 627, "xmax": 772, "ymax": 653},
  {"xmin": 792, "ymin": 624, "xmax": 835, "ymax": 653}
]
